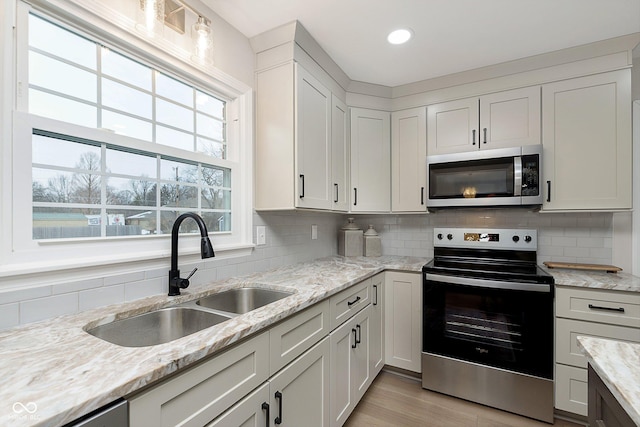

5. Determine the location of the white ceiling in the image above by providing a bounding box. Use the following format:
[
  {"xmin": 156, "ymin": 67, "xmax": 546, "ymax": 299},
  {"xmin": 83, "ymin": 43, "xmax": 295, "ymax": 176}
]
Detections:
[{"xmin": 203, "ymin": 0, "xmax": 640, "ymax": 87}]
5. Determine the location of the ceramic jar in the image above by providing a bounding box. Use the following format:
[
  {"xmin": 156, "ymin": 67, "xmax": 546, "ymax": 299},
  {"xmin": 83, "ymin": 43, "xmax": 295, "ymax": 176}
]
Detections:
[
  {"xmin": 338, "ymin": 218, "xmax": 363, "ymax": 256},
  {"xmin": 363, "ymin": 224, "xmax": 382, "ymax": 257}
]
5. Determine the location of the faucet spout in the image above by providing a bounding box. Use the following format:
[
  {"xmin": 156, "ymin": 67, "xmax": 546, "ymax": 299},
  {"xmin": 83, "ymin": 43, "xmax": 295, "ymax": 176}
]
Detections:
[{"xmin": 169, "ymin": 212, "xmax": 215, "ymax": 296}]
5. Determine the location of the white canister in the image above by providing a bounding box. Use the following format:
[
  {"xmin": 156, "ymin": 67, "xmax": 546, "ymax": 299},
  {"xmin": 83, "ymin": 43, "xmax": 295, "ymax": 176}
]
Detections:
[
  {"xmin": 364, "ymin": 224, "xmax": 382, "ymax": 257},
  {"xmin": 338, "ymin": 218, "xmax": 363, "ymax": 257}
]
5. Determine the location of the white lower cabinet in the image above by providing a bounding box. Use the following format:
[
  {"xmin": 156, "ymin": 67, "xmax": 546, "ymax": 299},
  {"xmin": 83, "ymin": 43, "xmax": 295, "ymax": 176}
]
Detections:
[
  {"xmin": 330, "ymin": 305, "xmax": 372, "ymax": 427},
  {"xmin": 554, "ymin": 286, "xmax": 640, "ymax": 416},
  {"xmin": 268, "ymin": 336, "xmax": 331, "ymax": 427},
  {"xmin": 369, "ymin": 273, "xmax": 385, "ymax": 379},
  {"xmin": 206, "ymin": 383, "xmax": 270, "ymax": 427},
  {"xmin": 384, "ymin": 272, "xmax": 422, "ymax": 372}
]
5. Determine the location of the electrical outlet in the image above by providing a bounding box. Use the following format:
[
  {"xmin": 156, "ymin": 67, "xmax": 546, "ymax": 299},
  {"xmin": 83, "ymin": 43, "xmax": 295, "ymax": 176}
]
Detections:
[
  {"xmin": 256, "ymin": 226, "xmax": 266, "ymax": 245},
  {"xmin": 311, "ymin": 224, "xmax": 318, "ymax": 240}
]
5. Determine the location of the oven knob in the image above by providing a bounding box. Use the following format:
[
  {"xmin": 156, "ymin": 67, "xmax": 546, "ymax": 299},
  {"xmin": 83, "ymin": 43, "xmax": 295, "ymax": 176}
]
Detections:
[
  {"xmin": 437, "ymin": 233, "xmax": 443, "ymax": 240},
  {"xmin": 447, "ymin": 234, "xmax": 453, "ymax": 240},
  {"xmin": 524, "ymin": 235, "xmax": 532, "ymax": 243},
  {"xmin": 512, "ymin": 235, "xmax": 520, "ymax": 243}
]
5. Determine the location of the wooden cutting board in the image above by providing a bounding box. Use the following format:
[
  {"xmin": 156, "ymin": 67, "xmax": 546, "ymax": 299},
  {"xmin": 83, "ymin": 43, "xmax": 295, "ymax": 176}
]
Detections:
[{"xmin": 543, "ymin": 261, "xmax": 622, "ymax": 273}]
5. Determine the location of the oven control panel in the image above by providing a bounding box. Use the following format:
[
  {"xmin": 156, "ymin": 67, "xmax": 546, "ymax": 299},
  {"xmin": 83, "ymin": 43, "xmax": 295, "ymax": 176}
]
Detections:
[{"xmin": 434, "ymin": 228, "xmax": 537, "ymax": 250}]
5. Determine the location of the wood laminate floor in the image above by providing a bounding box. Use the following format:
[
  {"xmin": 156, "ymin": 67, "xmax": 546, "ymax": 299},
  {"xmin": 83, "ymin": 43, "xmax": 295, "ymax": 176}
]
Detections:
[{"xmin": 344, "ymin": 371, "xmax": 584, "ymax": 427}]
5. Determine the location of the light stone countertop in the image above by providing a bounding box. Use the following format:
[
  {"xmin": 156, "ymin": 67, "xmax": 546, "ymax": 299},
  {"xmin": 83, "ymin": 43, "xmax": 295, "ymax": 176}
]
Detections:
[
  {"xmin": 0, "ymin": 256, "xmax": 425, "ymax": 427},
  {"xmin": 577, "ymin": 337, "xmax": 640, "ymax": 426},
  {"xmin": 544, "ymin": 267, "xmax": 640, "ymax": 293}
]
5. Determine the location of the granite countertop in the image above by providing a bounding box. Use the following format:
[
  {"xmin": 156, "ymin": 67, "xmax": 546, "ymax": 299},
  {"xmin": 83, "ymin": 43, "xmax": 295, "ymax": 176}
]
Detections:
[
  {"xmin": 577, "ymin": 336, "xmax": 640, "ymax": 426},
  {"xmin": 0, "ymin": 256, "xmax": 425, "ymax": 427},
  {"xmin": 544, "ymin": 267, "xmax": 640, "ymax": 293}
]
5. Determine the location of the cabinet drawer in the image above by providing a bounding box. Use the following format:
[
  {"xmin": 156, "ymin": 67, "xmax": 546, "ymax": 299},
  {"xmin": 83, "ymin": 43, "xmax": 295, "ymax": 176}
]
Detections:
[
  {"xmin": 129, "ymin": 331, "xmax": 270, "ymax": 427},
  {"xmin": 556, "ymin": 286, "xmax": 640, "ymax": 327},
  {"xmin": 270, "ymin": 299, "xmax": 330, "ymax": 375},
  {"xmin": 555, "ymin": 363, "xmax": 588, "ymax": 416},
  {"xmin": 330, "ymin": 278, "xmax": 371, "ymax": 329},
  {"xmin": 556, "ymin": 318, "xmax": 640, "ymax": 368}
]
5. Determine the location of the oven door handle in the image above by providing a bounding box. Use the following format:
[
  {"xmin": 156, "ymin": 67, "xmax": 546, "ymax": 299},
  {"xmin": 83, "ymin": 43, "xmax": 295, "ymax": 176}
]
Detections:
[{"xmin": 425, "ymin": 273, "xmax": 551, "ymax": 293}]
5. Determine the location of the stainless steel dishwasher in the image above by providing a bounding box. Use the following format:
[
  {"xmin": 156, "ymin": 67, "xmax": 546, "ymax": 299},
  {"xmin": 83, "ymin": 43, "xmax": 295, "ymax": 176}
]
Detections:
[{"xmin": 64, "ymin": 399, "xmax": 127, "ymax": 427}]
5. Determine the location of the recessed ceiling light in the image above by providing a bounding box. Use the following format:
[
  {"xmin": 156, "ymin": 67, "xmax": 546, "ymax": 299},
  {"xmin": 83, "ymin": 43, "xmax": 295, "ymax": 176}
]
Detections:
[{"xmin": 387, "ymin": 28, "xmax": 413, "ymax": 45}]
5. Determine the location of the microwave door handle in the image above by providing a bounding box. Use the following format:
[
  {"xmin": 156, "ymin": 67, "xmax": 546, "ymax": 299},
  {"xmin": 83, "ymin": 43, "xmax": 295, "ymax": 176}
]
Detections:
[{"xmin": 514, "ymin": 156, "xmax": 522, "ymax": 196}]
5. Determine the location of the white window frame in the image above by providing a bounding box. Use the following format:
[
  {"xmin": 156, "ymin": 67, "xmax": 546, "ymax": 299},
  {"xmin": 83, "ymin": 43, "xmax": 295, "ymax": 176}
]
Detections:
[{"xmin": 0, "ymin": 0, "xmax": 254, "ymax": 276}]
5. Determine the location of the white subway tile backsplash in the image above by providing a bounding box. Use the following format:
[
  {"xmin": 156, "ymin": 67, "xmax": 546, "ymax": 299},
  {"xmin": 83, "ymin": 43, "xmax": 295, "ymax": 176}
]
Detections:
[
  {"xmin": 53, "ymin": 277, "xmax": 104, "ymax": 295},
  {"xmin": 104, "ymin": 271, "xmax": 146, "ymax": 286},
  {"xmin": 20, "ymin": 294, "xmax": 78, "ymax": 324},
  {"xmin": 79, "ymin": 285, "xmax": 125, "ymax": 311},
  {"xmin": 124, "ymin": 278, "xmax": 165, "ymax": 302},
  {"xmin": 0, "ymin": 286, "xmax": 52, "ymax": 305},
  {"xmin": 0, "ymin": 304, "xmax": 19, "ymax": 330}
]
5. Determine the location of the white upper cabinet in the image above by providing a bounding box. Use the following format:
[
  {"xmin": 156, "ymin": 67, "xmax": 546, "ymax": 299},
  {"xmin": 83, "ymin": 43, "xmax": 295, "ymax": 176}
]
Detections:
[
  {"xmin": 296, "ymin": 65, "xmax": 332, "ymax": 210},
  {"xmin": 541, "ymin": 70, "xmax": 632, "ymax": 211},
  {"xmin": 391, "ymin": 107, "xmax": 427, "ymax": 212},
  {"xmin": 255, "ymin": 62, "xmax": 347, "ymax": 211},
  {"xmin": 427, "ymin": 86, "xmax": 541, "ymax": 155},
  {"xmin": 350, "ymin": 108, "xmax": 391, "ymax": 212},
  {"xmin": 331, "ymin": 95, "xmax": 349, "ymax": 211}
]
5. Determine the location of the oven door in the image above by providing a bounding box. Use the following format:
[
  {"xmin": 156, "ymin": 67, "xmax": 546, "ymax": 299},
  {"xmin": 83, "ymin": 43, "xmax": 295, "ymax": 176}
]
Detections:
[{"xmin": 423, "ymin": 273, "xmax": 553, "ymax": 379}]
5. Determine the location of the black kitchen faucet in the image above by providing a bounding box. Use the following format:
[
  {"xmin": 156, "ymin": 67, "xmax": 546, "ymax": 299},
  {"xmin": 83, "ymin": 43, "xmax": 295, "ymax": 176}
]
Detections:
[{"xmin": 168, "ymin": 212, "xmax": 215, "ymax": 296}]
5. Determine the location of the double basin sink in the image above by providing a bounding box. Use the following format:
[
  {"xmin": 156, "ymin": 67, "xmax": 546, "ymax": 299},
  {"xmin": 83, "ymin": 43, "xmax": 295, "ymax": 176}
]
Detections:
[{"xmin": 86, "ymin": 287, "xmax": 294, "ymax": 347}]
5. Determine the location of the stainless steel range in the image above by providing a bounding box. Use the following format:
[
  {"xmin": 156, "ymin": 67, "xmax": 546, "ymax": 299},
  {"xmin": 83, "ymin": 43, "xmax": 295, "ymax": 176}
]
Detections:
[{"xmin": 422, "ymin": 228, "xmax": 554, "ymax": 423}]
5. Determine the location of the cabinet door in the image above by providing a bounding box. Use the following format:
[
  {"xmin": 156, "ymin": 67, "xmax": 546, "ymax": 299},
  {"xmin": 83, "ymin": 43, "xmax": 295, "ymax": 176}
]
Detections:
[
  {"xmin": 385, "ymin": 272, "xmax": 422, "ymax": 373},
  {"xmin": 206, "ymin": 383, "xmax": 269, "ymax": 427},
  {"xmin": 392, "ymin": 107, "xmax": 427, "ymax": 212},
  {"xmin": 295, "ymin": 64, "xmax": 332, "ymax": 210},
  {"xmin": 369, "ymin": 273, "xmax": 385, "ymax": 379},
  {"xmin": 331, "ymin": 95, "xmax": 349, "ymax": 211},
  {"xmin": 427, "ymin": 98, "xmax": 478, "ymax": 155},
  {"xmin": 329, "ymin": 305, "xmax": 371, "ymax": 427},
  {"xmin": 269, "ymin": 336, "xmax": 330, "ymax": 427},
  {"xmin": 542, "ymin": 70, "xmax": 632, "ymax": 210},
  {"xmin": 479, "ymin": 86, "xmax": 540, "ymax": 149},
  {"xmin": 350, "ymin": 108, "xmax": 391, "ymax": 212}
]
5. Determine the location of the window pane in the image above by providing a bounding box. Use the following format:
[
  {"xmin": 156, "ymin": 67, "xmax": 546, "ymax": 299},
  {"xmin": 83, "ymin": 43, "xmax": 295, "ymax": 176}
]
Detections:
[
  {"xmin": 101, "ymin": 48, "xmax": 151, "ymax": 91},
  {"xmin": 33, "ymin": 207, "xmax": 101, "ymax": 239},
  {"xmin": 202, "ymin": 211, "xmax": 231, "ymax": 232},
  {"xmin": 102, "ymin": 78, "xmax": 152, "ymax": 119},
  {"xmin": 32, "ymin": 169, "xmax": 75, "ymax": 203},
  {"xmin": 101, "ymin": 110, "xmax": 152, "ymax": 141},
  {"xmin": 33, "ymin": 134, "xmax": 101, "ymax": 169},
  {"xmin": 156, "ymin": 99, "xmax": 193, "ymax": 132},
  {"xmin": 196, "ymin": 91, "xmax": 224, "ymax": 119},
  {"xmin": 160, "ymin": 158, "xmax": 198, "ymax": 182},
  {"xmin": 29, "ymin": 14, "xmax": 96, "ymax": 69},
  {"xmin": 106, "ymin": 148, "xmax": 156, "ymax": 178},
  {"xmin": 30, "ymin": 89, "xmax": 97, "ymax": 127},
  {"xmin": 29, "ymin": 51, "xmax": 97, "ymax": 102},
  {"xmin": 196, "ymin": 113, "xmax": 224, "ymax": 140},
  {"xmin": 197, "ymin": 137, "xmax": 225, "ymax": 159},
  {"xmin": 201, "ymin": 165, "xmax": 230, "ymax": 187},
  {"xmin": 107, "ymin": 178, "xmax": 157, "ymax": 206},
  {"xmin": 156, "ymin": 125, "xmax": 193, "ymax": 151},
  {"xmin": 160, "ymin": 183, "xmax": 198, "ymax": 208},
  {"xmin": 119, "ymin": 209, "xmax": 157, "ymax": 235},
  {"xmin": 201, "ymin": 188, "xmax": 231, "ymax": 210},
  {"xmin": 156, "ymin": 73, "xmax": 193, "ymax": 106},
  {"xmin": 160, "ymin": 211, "xmax": 204, "ymax": 234}
]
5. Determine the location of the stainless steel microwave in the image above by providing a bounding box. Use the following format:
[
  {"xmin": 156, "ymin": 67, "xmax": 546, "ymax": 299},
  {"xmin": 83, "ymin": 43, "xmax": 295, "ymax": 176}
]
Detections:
[{"xmin": 426, "ymin": 145, "xmax": 543, "ymax": 208}]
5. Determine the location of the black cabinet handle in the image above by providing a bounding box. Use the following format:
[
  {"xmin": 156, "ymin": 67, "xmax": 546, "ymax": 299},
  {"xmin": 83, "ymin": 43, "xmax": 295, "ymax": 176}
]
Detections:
[
  {"xmin": 546, "ymin": 180, "xmax": 551, "ymax": 203},
  {"xmin": 334, "ymin": 183, "xmax": 339, "ymax": 203},
  {"xmin": 353, "ymin": 188, "xmax": 357, "ymax": 206},
  {"xmin": 352, "ymin": 328, "xmax": 357, "ymax": 348},
  {"xmin": 261, "ymin": 402, "xmax": 269, "ymax": 427},
  {"xmin": 588, "ymin": 304, "xmax": 625, "ymax": 313},
  {"xmin": 356, "ymin": 324, "xmax": 361, "ymax": 345},
  {"xmin": 373, "ymin": 284, "xmax": 378, "ymax": 306},
  {"xmin": 472, "ymin": 129, "xmax": 476, "ymax": 145},
  {"xmin": 299, "ymin": 175, "xmax": 304, "ymax": 198},
  {"xmin": 483, "ymin": 127, "xmax": 487, "ymax": 144},
  {"xmin": 420, "ymin": 187, "xmax": 424, "ymax": 205},
  {"xmin": 274, "ymin": 391, "xmax": 283, "ymax": 424},
  {"xmin": 347, "ymin": 296, "xmax": 361, "ymax": 307}
]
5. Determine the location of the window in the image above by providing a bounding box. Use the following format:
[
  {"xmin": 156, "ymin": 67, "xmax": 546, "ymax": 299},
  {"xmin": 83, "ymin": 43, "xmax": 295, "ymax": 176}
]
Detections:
[{"xmin": 5, "ymin": 2, "xmax": 253, "ymax": 271}]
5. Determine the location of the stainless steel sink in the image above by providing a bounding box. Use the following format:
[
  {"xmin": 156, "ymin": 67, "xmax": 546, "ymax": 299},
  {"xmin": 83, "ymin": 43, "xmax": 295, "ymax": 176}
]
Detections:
[
  {"xmin": 196, "ymin": 287, "xmax": 293, "ymax": 314},
  {"xmin": 86, "ymin": 307, "xmax": 232, "ymax": 347}
]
